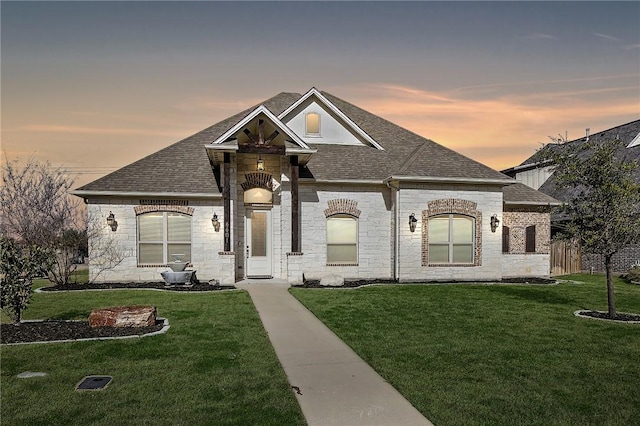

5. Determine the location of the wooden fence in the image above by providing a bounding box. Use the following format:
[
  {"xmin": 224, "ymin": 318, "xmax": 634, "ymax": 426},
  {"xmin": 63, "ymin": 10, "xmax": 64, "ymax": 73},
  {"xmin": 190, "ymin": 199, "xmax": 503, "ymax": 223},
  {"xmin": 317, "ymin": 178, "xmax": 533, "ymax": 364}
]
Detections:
[{"xmin": 550, "ymin": 240, "xmax": 581, "ymax": 275}]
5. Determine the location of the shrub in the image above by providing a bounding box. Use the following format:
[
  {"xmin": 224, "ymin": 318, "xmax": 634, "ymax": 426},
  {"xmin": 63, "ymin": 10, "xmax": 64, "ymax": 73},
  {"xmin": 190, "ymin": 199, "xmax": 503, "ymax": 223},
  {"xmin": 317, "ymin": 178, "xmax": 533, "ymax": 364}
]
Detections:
[
  {"xmin": 0, "ymin": 238, "xmax": 52, "ymax": 323},
  {"xmin": 624, "ymin": 266, "xmax": 640, "ymax": 284}
]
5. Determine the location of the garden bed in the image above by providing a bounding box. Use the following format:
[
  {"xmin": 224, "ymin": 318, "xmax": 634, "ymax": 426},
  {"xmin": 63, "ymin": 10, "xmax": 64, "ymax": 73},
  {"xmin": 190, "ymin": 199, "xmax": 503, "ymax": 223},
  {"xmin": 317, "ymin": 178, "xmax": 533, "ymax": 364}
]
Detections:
[
  {"xmin": 39, "ymin": 282, "xmax": 235, "ymax": 292},
  {"xmin": 1, "ymin": 319, "xmax": 166, "ymax": 344}
]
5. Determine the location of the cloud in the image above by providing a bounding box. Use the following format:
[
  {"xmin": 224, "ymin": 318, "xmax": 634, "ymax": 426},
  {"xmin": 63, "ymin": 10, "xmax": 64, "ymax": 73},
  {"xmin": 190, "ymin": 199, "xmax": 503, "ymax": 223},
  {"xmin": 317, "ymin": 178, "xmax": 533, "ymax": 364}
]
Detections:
[
  {"xmin": 594, "ymin": 32, "xmax": 622, "ymax": 42},
  {"xmin": 348, "ymin": 81, "xmax": 639, "ymax": 169},
  {"xmin": 624, "ymin": 44, "xmax": 640, "ymax": 50},
  {"xmin": 16, "ymin": 125, "xmax": 181, "ymax": 138},
  {"xmin": 523, "ymin": 33, "xmax": 556, "ymax": 40}
]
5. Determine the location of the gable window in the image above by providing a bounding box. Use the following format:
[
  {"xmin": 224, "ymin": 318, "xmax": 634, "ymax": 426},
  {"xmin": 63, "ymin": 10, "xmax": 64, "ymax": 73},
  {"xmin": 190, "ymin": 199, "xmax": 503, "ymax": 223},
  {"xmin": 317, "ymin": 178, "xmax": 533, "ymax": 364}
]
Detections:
[
  {"xmin": 305, "ymin": 112, "xmax": 320, "ymax": 136},
  {"xmin": 327, "ymin": 214, "xmax": 357, "ymax": 264},
  {"xmin": 526, "ymin": 225, "xmax": 536, "ymax": 253},
  {"xmin": 428, "ymin": 214, "xmax": 474, "ymax": 264},
  {"xmin": 138, "ymin": 212, "xmax": 191, "ymax": 264}
]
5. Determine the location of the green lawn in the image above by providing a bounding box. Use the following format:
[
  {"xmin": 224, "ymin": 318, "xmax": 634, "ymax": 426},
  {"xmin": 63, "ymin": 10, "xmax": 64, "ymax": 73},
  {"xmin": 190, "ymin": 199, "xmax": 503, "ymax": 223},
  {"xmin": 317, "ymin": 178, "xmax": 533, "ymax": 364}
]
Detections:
[
  {"xmin": 291, "ymin": 274, "xmax": 640, "ymax": 425},
  {"xmin": 1, "ymin": 280, "xmax": 305, "ymax": 425}
]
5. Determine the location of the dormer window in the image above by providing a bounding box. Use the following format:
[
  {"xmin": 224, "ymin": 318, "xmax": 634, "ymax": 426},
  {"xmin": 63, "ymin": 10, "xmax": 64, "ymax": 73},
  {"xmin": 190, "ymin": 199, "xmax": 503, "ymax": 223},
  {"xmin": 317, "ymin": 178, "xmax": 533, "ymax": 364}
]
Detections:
[{"xmin": 305, "ymin": 112, "xmax": 320, "ymax": 136}]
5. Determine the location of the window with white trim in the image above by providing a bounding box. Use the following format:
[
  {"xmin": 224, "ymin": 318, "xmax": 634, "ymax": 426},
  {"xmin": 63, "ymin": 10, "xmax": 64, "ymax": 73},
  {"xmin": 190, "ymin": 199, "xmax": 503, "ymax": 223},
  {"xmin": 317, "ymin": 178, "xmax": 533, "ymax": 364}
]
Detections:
[
  {"xmin": 327, "ymin": 214, "xmax": 358, "ymax": 264},
  {"xmin": 428, "ymin": 214, "xmax": 474, "ymax": 264},
  {"xmin": 138, "ymin": 212, "xmax": 191, "ymax": 264},
  {"xmin": 305, "ymin": 112, "xmax": 320, "ymax": 136}
]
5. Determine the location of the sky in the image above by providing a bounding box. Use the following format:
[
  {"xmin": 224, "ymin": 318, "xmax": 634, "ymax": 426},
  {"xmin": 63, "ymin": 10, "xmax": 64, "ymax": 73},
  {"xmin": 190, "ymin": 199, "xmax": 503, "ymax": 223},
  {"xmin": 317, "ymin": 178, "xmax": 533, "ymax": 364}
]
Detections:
[{"xmin": 2, "ymin": 1, "xmax": 639, "ymax": 189}]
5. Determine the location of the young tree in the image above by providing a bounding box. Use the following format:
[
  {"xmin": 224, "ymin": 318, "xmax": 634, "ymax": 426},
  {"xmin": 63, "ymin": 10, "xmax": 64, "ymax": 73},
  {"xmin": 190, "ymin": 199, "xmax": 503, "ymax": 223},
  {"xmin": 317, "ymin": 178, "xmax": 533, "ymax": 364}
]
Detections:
[
  {"xmin": 0, "ymin": 156, "xmax": 83, "ymax": 285},
  {"xmin": 543, "ymin": 139, "xmax": 640, "ymax": 317},
  {"xmin": 0, "ymin": 238, "xmax": 53, "ymax": 324}
]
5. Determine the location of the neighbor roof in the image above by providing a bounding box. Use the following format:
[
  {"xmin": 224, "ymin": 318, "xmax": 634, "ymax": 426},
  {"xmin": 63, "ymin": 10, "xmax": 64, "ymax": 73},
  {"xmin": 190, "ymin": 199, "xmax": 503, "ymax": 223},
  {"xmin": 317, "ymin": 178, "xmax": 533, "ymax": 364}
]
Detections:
[
  {"xmin": 508, "ymin": 119, "xmax": 640, "ymax": 202},
  {"xmin": 75, "ymin": 89, "xmax": 514, "ymax": 196}
]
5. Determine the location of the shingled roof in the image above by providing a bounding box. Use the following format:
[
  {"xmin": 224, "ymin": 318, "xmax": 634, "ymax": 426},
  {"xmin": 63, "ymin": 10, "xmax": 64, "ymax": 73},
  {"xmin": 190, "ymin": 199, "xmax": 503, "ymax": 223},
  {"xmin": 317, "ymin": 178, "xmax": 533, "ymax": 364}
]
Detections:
[
  {"xmin": 508, "ymin": 119, "xmax": 640, "ymax": 202},
  {"xmin": 76, "ymin": 90, "xmax": 514, "ymax": 196}
]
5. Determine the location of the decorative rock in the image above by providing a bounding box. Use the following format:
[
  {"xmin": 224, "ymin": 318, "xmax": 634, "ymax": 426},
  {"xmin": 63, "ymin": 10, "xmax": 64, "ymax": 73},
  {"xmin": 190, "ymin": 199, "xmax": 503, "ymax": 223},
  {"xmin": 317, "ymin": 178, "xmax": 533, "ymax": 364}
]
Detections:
[
  {"xmin": 320, "ymin": 274, "xmax": 344, "ymax": 287},
  {"xmin": 89, "ymin": 306, "xmax": 156, "ymax": 328}
]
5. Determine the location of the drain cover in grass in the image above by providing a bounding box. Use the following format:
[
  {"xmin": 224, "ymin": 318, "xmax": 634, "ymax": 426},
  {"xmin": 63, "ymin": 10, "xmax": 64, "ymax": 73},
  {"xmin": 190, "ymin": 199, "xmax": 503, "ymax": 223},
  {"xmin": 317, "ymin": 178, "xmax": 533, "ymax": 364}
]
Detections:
[{"xmin": 76, "ymin": 375, "xmax": 112, "ymax": 391}]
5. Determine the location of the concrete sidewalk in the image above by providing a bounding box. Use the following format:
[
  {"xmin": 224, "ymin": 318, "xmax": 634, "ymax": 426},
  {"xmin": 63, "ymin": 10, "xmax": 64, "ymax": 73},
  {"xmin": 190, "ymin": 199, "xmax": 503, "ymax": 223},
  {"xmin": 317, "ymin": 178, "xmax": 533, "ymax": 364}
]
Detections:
[{"xmin": 237, "ymin": 280, "xmax": 432, "ymax": 426}]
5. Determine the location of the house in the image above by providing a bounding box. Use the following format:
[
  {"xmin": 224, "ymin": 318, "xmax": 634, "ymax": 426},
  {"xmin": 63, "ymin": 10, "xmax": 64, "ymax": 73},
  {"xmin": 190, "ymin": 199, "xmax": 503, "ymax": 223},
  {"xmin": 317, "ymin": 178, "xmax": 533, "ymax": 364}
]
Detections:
[
  {"xmin": 502, "ymin": 119, "xmax": 640, "ymax": 273},
  {"xmin": 72, "ymin": 88, "xmax": 558, "ymax": 284}
]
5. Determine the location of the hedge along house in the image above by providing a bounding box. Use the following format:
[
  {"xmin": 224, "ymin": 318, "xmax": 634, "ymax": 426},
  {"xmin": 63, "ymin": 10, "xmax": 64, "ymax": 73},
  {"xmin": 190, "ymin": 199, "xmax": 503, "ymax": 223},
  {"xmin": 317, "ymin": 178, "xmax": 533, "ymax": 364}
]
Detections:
[{"xmin": 73, "ymin": 88, "xmax": 558, "ymax": 284}]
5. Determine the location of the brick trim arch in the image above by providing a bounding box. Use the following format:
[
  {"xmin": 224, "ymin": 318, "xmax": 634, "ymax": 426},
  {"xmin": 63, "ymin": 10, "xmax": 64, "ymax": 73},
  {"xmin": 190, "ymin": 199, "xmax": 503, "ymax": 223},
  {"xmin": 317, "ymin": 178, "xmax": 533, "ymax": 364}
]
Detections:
[
  {"xmin": 241, "ymin": 172, "xmax": 273, "ymax": 191},
  {"xmin": 324, "ymin": 199, "xmax": 361, "ymax": 218},
  {"xmin": 422, "ymin": 199, "xmax": 482, "ymax": 267},
  {"xmin": 134, "ymin": 205, "xmax": 194, "ymax": 216}
]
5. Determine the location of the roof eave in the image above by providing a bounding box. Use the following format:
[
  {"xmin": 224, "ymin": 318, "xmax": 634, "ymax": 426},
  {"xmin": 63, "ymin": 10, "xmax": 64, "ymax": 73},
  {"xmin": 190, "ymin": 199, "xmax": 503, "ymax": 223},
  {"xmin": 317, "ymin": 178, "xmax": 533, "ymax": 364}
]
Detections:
[
  {"xmin": 385, "ymin": 176, "xmax": 515, "ymax": 185},
  {"xmin": 71, "ymin": 190, "xmax": 222, "ymax": 199},
  {"xmin": 504, "ymin": 201, "xmax": 563, "ymax": 207},
  {"xmin": 299, "ymin": 178, "xmax": 383, "ymax": 185}
]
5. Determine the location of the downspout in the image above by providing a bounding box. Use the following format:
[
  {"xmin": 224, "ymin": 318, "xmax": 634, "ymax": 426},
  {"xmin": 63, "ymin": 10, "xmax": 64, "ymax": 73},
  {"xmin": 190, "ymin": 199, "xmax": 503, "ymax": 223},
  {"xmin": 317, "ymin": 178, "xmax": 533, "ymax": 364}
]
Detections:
[{"xmin": 386, "ymin": 180, "xmax": 400, "ymax": 281}]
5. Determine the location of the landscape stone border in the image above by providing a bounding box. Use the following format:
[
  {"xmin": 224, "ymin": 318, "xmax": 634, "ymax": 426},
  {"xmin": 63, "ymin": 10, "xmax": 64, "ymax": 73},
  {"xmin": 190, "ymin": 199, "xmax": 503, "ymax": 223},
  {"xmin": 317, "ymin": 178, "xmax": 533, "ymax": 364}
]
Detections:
[
  {"xmin": 574, "ymin": 310, "xmax": 640, "ymax": 324},
  {"xmin": 2, "ymin": 318, "xmax": 170, "ymax": 346}
]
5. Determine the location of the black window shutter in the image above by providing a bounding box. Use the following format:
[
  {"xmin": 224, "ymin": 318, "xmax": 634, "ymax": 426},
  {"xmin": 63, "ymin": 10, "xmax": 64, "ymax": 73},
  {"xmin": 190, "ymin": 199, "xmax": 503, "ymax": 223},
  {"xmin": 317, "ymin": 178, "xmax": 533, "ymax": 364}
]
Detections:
[
  {"xmin": 526, "ymin": 225, "xmax": 536, "ymax": 253},
  {"xmin": 502, "ymin": 226, "xmax": 510, "ymax": 253}
]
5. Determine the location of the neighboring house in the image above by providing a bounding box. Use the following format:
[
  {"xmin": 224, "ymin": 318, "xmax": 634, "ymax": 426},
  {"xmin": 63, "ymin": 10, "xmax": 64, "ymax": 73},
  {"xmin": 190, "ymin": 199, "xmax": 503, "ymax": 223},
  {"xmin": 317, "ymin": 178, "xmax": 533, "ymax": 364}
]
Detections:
[
  {"xmin": 502, "ymin": 119, "xmax": 640, "ymax": 273},
  {"xmin": 73, "ymin": 88, "xmax": 558, "ymax": 284}
]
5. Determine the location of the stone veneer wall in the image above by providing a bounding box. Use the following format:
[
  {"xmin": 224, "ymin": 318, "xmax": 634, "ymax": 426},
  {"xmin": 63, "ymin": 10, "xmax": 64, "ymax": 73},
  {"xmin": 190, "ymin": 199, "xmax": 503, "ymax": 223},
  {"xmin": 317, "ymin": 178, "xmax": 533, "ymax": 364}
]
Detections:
[
  {"xmin": 297, "ymin": 184, "xmax": 393, "ymax": 280},
  {"xmin": 87, "ymin": 198, "xmax": 230, "ymax": 283},
  {"xmin": 582, "ymin": 245, "xmax": 640, "ymax": 273},
  {"xmin": 397, "ymin": 184, "xmax": 503, "ymax": 282}
]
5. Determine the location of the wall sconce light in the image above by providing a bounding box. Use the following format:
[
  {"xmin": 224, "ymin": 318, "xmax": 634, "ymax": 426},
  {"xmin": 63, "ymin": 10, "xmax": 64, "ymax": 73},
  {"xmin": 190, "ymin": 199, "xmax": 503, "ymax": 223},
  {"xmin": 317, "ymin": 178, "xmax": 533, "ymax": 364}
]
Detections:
[
  {"xmin": 490, "ymin": 214, "xmax": 500, "ymax": 233},
  {"xmin": 106, "ymin": 211, "xmax": 118, "ymax": 232},
  {"xmin": 409, "ymin": 213, "xmax": 418, "ymax": 233},
  {"xmin": 211, "ymin": 213, "xmax": 220, "ymax": 232},
  {"xmin": 256, "ymin": 156, "xmax": 265, "ymax": 171}
]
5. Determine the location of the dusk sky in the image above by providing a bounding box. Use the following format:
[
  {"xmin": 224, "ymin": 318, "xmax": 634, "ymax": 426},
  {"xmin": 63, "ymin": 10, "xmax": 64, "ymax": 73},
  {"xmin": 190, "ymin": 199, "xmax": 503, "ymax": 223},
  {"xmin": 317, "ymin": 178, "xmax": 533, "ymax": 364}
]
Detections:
[{"xmin": 2, "ymin": 1, "xmax": 639, "ymax": 188}]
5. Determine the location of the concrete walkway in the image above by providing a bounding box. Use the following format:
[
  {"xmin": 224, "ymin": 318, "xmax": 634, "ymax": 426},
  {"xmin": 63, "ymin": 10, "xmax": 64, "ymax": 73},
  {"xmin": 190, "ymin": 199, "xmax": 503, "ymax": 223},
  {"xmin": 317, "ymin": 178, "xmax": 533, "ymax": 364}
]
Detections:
[{"xmin": 237, "ymin": 280, "xmax": 432, "ymax": 426}]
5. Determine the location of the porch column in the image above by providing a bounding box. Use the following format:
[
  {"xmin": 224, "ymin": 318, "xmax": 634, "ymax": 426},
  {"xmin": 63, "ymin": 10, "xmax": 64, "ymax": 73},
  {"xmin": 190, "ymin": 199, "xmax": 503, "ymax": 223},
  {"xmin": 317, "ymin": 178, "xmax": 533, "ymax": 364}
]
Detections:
[
  {"xmin": 291, "ymin": 155, "xmax": 300, "ymax": 252},
  {"xmin": 223, "ymin": 152, "xmax": 231, "ymax": 252}
]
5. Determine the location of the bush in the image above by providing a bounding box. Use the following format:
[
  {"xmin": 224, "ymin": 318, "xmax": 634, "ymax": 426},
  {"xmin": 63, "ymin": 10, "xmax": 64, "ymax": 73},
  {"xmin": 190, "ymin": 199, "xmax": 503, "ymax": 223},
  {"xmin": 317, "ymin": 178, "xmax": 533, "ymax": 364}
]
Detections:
[
  {"xmin": 0, "ymin": 238, "xmax": 52, "ymax": 323},
  {"xmin": 624, "ymin": 266, "xmax": 640, "ymax": 284}
]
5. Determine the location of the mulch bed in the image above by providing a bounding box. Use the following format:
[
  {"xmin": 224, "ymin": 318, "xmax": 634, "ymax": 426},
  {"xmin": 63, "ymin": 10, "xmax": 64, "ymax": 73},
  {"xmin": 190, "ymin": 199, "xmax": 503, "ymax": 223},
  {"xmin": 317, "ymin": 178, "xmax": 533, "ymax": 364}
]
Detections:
[
  {"xmin": 1, "ymin": 320, "xmax": 165, "ymax": 344},
  {"xmin": 578, "ymin": 311, "xmax": 640, "ymax": 322},
  {"xmin": 40, "ymin": 282, "xmax": 235, "ymax": 292},
  {"xmin": 293, "ymin": 277, "xmax": 557, "ymax": 289}
]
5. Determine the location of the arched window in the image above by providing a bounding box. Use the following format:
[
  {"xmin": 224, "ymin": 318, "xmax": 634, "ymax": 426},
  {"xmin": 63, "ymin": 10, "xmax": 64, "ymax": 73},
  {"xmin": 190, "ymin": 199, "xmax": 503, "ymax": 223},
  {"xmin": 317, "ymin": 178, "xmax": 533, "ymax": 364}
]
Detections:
[
  {"xmin": 428, "ymin": 214, "xmax": 474, "ymax": 264},
  {"xmin": 306, "ymin": 112, "xmax": 321, "ymax": 136},
  {"xmin": 327, "ymin": 214, "xmax": 358, "ymax": 264},
  {"xmin": 138, "ymin": 212, "xmax": 191, "ymax": 264}
]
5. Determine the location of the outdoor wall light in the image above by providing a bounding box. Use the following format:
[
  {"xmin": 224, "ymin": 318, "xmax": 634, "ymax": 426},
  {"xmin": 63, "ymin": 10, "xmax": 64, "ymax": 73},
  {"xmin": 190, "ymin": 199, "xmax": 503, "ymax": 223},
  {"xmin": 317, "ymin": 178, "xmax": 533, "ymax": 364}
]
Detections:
[
  {"xmin": 211, "ymin": 213, "xmax": 220, "ymax": 232},
  {"xmin": 409, "ymin": 213, "xmax": 418, "ymax": 233},
  {"xmin": 257, "ymin": 157, "xmax": 265, "ymax": 171},
  {"xmin": 106, "ymin": 211, "xmax": 118, "ymax": 232},
  {"xmin": 490, "ymin": 214, "xmax": 500, "ymax": 233}
]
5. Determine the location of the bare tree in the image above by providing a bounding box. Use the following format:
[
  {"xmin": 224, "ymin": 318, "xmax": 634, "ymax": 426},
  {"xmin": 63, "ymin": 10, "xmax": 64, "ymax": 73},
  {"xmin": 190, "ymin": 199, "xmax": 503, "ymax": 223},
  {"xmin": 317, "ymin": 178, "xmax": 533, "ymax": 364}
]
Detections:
[
  {"xmin": 86, "ymin": 211, "xmax": 126, "ymax": 283},
  {"xmin": 1, "ymin": 156, "xmax": 83, "ymax": 285}
]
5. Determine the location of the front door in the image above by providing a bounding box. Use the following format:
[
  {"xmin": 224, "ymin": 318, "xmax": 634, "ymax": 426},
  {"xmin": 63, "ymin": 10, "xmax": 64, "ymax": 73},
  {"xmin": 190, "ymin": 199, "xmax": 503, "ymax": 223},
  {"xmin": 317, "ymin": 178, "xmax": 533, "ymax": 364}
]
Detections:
[{"xmin": 245, "ymin": 209, "xmax": 272, "ymax": 278}]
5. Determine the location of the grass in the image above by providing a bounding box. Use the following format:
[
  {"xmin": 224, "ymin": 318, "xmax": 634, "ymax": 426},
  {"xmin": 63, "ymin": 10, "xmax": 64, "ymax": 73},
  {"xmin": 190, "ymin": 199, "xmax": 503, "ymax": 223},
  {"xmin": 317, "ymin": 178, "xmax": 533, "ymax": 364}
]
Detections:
[
  {"xmin": 291, "ymin": 274, "xmax": 640, "ymax": 425},
  {"xmin": 1, "ymin": 277, "xmax": 305, "ymax": 425}
]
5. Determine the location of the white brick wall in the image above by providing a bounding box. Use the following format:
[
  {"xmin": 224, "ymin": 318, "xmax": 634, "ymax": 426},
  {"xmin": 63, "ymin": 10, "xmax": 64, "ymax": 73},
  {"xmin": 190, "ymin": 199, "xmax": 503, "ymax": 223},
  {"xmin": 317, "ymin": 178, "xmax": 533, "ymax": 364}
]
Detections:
[
  {"xmin": 397, "ymin": 184, "xmax": 504, "ymax": 282},
  {"xmin": 87, "ymin": 198, "xmax": 230, "ymax": 283},
  {"xmin": 297, "ymin": 184, "xmax": 393, "ymax": 280},
  {"xmin": 502, "ymin": 254, "xmax": 551, "ymax": 278}
]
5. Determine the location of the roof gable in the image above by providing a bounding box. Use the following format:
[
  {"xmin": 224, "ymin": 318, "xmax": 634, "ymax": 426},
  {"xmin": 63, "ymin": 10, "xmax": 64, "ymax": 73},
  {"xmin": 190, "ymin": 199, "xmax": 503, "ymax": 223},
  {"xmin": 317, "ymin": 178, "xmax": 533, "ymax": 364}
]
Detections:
[{"xmin": 279, "ymin": 88, "xmax": 385, "ymax": 150}]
